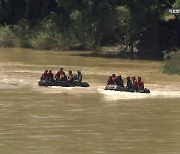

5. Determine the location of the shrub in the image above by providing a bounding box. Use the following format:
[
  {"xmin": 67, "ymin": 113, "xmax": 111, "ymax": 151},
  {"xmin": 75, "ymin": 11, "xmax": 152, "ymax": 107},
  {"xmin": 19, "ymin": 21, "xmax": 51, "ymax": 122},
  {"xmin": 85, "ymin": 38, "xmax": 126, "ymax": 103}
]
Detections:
[
  {"xmin": 0, "ymin": 25, "xmax": 17, "ymax": 47},
  {"xmin": 13, "ymin": 19, "xmax": 31, "ymax": 47},
  {"xmin": 163, "ymin": 49, "xmax": 180, "ymax": 75},
  {"xmin": 30, "ymin": 31, "xmax": 64, "ymax": 50}
]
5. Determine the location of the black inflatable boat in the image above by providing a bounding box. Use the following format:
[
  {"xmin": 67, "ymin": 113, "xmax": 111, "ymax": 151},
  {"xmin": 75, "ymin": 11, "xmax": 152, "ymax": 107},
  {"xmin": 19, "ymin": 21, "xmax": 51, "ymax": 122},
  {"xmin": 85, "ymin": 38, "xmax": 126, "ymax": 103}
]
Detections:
[
  {"xmin": 38, "ymin": 80, "xmax": 90, "ymax": 87},
  {"xmin": 105, "ymin": 84, "xmax": 150, "ymax": 93}
]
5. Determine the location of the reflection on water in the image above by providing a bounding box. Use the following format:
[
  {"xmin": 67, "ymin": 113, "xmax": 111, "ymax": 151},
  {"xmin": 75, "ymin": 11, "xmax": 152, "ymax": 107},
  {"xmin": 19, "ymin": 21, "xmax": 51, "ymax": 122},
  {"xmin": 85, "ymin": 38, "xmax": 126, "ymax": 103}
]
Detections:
[{"xmin": 0, "ymin": 48, "xmax": 180, "ymax": 154}]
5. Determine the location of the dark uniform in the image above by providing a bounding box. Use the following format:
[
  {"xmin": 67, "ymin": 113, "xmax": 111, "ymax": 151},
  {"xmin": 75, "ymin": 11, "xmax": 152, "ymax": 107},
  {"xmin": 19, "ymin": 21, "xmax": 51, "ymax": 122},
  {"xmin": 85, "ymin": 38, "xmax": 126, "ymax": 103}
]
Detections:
[
  {"xmin": 116, "ymin": 75, "xmax": 124, "ymax": 87},
  {"xmin": 74, "ymin": 70, "xmax": 82, "ymax": 84},
  {"xmin": 126, "ymin": 76, "xmax": 133, "ymax": 90},
  {"xmin": 40, "ymin": 70, "xmax": 48, "ymax": 80},
  {"xmin": 68, "ymin": 71, "xmax": 75, "ymax": 83},
  {"xmin": 48, "ymin": 70, "xmax": 54, "ymax": 81},
  {"xmin": 107, "ymin": 76, "xmax": 114, "ymax": 85},
  {"xmin": 55, "ymin": 67, "xmax": 64, "ymax": 80}
]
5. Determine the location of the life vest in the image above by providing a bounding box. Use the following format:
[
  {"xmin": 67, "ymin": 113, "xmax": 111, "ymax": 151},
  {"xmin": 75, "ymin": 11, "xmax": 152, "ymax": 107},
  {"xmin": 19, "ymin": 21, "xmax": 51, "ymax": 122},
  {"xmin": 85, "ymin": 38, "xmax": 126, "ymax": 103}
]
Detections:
[
  {"xmin": 40, "ymin": 72, "xmax": 48, "ymax": 80},
  {"xmin": 133, "ymin": 80, "xmax": 139, "ymax": 89},
  {"xmin": 48, "ymin": 73, "xmax": 54, "ymax": 80},
  {"xmin": 138, "ymin": 80, "xmax": 144, "ymax": 89},
  {"xmin": 112, "ymin": 77, "xmax": 117, "ymax": 84},
  {"xmin": 68, "ymin": 74, "xmax": 74, "ymax": 82},
  {"xmin": 107, "ymin": 79, "xmax": 114, "ymax": 85},
  {"xmin": 60, "ymin": 74, "xmax": 67, "ymax": 81},
  {"xmin": 55, "ymin": 71, "xmax": 60, "ymax": 78}
]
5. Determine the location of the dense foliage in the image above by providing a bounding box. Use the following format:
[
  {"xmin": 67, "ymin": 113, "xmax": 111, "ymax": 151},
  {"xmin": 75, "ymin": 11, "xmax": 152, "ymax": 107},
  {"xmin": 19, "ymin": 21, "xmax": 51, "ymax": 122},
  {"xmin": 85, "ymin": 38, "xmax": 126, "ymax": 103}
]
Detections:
[
  {"xmin": 0, "ymin": 0, "xmax": 180, "ymax": 55},
  {"xmin": 163, "ymin": 49, "xmax": 180, "ymax": 74}
]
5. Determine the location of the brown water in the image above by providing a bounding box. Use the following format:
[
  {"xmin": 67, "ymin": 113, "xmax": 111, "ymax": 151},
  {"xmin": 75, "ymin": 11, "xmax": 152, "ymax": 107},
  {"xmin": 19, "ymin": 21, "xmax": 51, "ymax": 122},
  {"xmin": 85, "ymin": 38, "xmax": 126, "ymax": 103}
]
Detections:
[{"xmin": 0, "ymin": 47, "xmax": 180, "ymax": 154}]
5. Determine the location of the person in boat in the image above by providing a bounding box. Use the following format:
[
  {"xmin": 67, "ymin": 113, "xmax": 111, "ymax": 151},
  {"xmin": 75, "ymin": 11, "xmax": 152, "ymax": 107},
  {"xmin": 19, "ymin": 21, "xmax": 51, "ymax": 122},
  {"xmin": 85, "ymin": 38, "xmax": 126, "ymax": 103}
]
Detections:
[
  {"xmin": 67, "ymin": 70, "xmax": 75, "ymax": 83},
  {"xmin": 55, "ymin": 67, "xmax": 64, "ymax": 80},
  {"xmin": 132, "ymin": 76, "xmax": 139, "ymax": 91},
  {"xmin": 60, "ymin": 71, "xmax": 67, "ymax": 82},
  {"xmin": 47, "ymin": 70, "xmax": 54, "ymax": 81},
  {"xmin": 107, "ymin": 76, "xmax": 114, "ymax": 85},
  {"xmin": 40, "ymin": 69, "xmax": 48, "ymax": 80},
  {"xmin": 138, "ymin": 76, "xmax": 144, "ymax": 90},
  {"xmin": 112, "ymin": 74, "xmax": 117, "ymax": 83},
  {"xmin": 74, "ymin": 70, "xmax": 82, "ymax": 84},
  {"xmin": 115, "ymin": 75, "xmax": 124, "ymax": 87},
  {"xmin": 126, "ymin": 76, "xmax": 133, "ymax": 90}
]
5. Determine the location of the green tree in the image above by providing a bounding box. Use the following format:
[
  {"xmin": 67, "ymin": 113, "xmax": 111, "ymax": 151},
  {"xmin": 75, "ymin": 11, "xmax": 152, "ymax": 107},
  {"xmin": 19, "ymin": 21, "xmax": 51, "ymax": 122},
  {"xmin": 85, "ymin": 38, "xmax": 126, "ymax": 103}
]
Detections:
[
  {"xmin": 173, "ymin": 0, "xmax": 180, "ymax": 19},
  {"xmin": 121, "ymin": 0, "xmax": 176, "ymax": 54}
]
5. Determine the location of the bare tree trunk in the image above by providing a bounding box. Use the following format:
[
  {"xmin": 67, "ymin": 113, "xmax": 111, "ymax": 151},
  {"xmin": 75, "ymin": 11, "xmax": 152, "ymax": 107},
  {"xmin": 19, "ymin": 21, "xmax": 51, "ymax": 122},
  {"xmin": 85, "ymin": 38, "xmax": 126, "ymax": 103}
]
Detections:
[
  {"xmin": 129, "ymin": 41, "xmax": 134, "ymax": 54},
  {"xmin": 1, "ymin": 0, "xmax": 5, "ymax": 7},
  {"xmin": 25, "ymin": 0, "xmax": 29, "ymax": 18}
]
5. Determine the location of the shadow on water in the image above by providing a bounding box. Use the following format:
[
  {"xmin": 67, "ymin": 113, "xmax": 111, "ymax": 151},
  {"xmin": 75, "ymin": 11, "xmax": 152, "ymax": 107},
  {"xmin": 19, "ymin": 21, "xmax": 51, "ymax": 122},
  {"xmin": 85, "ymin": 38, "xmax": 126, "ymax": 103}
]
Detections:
[{"xmin": 68, "ymin": 51, "xmax": 163, "ymax": 61}]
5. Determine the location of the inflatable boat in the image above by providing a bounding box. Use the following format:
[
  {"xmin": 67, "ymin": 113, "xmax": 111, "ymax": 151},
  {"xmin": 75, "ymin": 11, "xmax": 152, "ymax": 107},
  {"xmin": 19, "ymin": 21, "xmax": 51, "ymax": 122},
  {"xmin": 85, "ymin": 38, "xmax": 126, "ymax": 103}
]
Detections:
[
  {"xmin": 105, "ymin": 84, "xmax": 150, "ymax": 93},
  {"xmin": 38, "ymin": 80, "xmax": 90, "ymax": 87}
]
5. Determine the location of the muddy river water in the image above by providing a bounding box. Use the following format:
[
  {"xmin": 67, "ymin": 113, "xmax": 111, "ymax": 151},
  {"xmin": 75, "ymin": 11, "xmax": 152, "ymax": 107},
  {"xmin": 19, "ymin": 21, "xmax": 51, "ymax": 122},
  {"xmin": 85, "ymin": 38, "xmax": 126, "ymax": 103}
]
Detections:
[{"xmin": 0, "ymin": 48, "xmax": 180, "ymax": 154}]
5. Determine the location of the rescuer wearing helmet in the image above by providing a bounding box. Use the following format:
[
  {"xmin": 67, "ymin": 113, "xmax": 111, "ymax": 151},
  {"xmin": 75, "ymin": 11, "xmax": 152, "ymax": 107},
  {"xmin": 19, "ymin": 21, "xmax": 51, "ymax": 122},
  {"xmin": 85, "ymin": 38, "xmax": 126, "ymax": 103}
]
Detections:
[
  {"xmin": 107, "ymin": 76, "xmax": 114, "ymax": 85},
  {"xmin": 40, "ymin": 69, "xmax": 48, "ymax": 80},
  {"xmin": 74, "ymin": 70, "xmax": 82, "ymax": 85},
  {"xmin": 60, "ymin": 71, "xmax": 67, "ymax": 82},
  {"xmin": 126, "ymin": 76, "xmax": 132, "ymax": 90},
  {"xmin": 132, "ymin": 76, "xmax": 139, "ymax": 91},
  {"xmin": 48, "ymin": 70, "xmax": 54, "ymax": 81},
  {"xmin": 115, "ymin": 74, "xmax": 124, "ymax": 87},
  {"xmin": 67, "ymin": 70, "xmax": 75, "ymax": 83},
  {"xmin": 138, "ymin": 76, "xmax": 144, "ymax": 90},
  {"xmin": 55, "ymin": 67, "xmax": 64, "ymax": 80},
  {"xmin": 111, "ymin": 74, "xmax": 117, "ymax": 84}
]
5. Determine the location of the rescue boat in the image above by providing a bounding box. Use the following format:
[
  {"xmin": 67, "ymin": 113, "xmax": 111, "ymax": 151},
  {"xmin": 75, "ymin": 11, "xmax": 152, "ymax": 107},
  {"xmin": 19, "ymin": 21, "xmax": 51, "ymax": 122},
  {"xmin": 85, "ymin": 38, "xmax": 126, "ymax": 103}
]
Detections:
[
  {"xmin": 38, "ymin": 80, "xmax": 89, "ymax": 87},
  {"xmin": 105, "ymin": 84, "xmax": 150, "ymax": 93}
]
